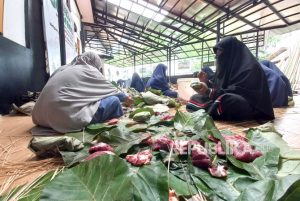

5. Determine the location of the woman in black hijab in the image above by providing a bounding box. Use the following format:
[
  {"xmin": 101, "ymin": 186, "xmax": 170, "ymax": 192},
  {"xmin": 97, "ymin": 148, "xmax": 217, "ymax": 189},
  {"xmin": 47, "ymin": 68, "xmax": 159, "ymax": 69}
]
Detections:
[{"xmin": 187, "ymin": 36, "xmax": 274, "ymax": 121}]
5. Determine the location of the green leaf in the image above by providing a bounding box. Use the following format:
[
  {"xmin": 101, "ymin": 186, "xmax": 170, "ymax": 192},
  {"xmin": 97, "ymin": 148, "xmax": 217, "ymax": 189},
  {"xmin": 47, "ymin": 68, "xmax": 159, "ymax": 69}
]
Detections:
[
  {"xmin": 59, "ymin": 146, "xmax": 90, "ymax": 167},
  {"xmin": 278, "ymin": 177, "xmax": 300, "ymax": 201},
  {"xmin": 40, "ymin": 155, "xmax": 132, "ymax": 201},
  {"xmin": 129, "ymin": 107, "xmax": 154, "ymax": 118},
  {"xmin": 147, "ymin": 88, "xmax": 163, "ymax": 96},
  {"xmin": 97, "ymin": 126, "xmax": 151, "ymax": 155},
  {"xmin": 174, "ymin": 110, "xmax": 210, "ymax": 134},
  {"xmin": 127, "ymin": 123, "xmax": 149, "ymax": 132},
  {"xmin": 173, "ymin": 111, "xmax": 195, "ymax": 133},
  {"xmin": 190, "ymin": 165, "xmax": 241, "ymax": 201},
  {"xmin": 1, "ymin": 171, "xmax": 59, "ymax": 201},
  {"xmin": 141, "ymin": 91, "xmax": 168, "ymax": 105},
  {"xmin": 131, "ymin": 162, "xmax": 169, "ymax": 201},
  {"xmin": 133, "ymin": 96, "xmax": 144, "ymax": 106},
  {"xmin": 66, "ymin": 130, "xmax": 96, "ymax": 143},
  {"xmin": 168, "ymin": 173, "xmax": 197, "ymax": 197},
  {"xmin": 133, "ymin": 111, "xmax": 152, "ymax": 122},
  {"xmin": 237, "ymin": 175, "xmax": 300, "ymax": 201},
  {"xmin": 254, "ymin": 129, "xmax": 300, "ymax": 159},
  {"xmin": 278, "ymin": 159, "xmax": 300, "ymax": 177},
  {"xmin": 86, "ymin": 123, "xmax": 116, "ymax": 134},
  {"xmin": 40, "ymin": 156, "xmax": 171, "ymax": 201}
]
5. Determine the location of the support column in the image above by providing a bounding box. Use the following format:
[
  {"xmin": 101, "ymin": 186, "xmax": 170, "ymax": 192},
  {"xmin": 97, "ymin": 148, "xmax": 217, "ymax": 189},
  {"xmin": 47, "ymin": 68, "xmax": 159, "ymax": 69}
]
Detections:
[
  {"xmin": 201, "ymin": 42, "xmax": 204, "ymax": 67},
  {"xmin": 168, "ymin": 48, "xmax": 172, "ymax": 83},
  {"xmin": 216, "ymin": 19, "xmax": 221, "ymax": 43},
  {"xmin": 141, "ymin": 54, "xmax": 144, "ymax": 78},
  {"xmin": 58, "ymin": 0, "xmax": 66, "ymax": 65},
  {"xmin": 256, "ymin": 31, "xmax": 259, "ymax": 58},
  {"xmin": 80, "ymin": 23, "xmax": 86, "ymax": 53},
  {"xmin": 133, "ymin": 53, "xmax": 136, "ymax": 72}
]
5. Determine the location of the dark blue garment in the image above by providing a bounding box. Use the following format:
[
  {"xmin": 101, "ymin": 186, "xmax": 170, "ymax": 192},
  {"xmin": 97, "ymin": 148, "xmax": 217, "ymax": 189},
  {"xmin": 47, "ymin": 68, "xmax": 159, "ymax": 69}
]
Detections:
[
  {"xmin": 90, "ymin": 95, "xmax": 124, "ymax": 123},
  {"xmin": 130, "ymin": 73, "xmax": 145, "ymax": 92},
  {"xmin": 117, "ymin": 79, "xmax": 126, "ymax": 88},
  {"xmin": 260, "ymin": 63, "xmax": 288, "ymax": 107},
  {"xmin": 163, "ymin": 89, "xmax": 178, "ymax": 98},
  {"xmin": 146, "ymin": 64, "xmax": 169, "ymax": 91},
  {"xmin": 260, "ymin": 60, "xmax": 293, "ymax": 97},
  {"xmin": 146, "ymin": 64, "xmax": 178, "ymax": 98}
]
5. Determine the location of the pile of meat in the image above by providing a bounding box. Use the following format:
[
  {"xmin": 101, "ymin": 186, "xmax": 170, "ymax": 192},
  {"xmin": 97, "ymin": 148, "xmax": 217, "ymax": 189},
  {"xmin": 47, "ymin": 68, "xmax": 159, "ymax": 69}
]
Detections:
[{"xmin": 85, "ymin": 134, "xmax": 262, "ymax": 177}]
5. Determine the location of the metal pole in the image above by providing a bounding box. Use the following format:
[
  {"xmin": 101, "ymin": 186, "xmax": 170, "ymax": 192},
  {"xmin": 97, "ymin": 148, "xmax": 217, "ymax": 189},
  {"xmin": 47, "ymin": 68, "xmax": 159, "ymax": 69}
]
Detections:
[
  {"xmin": 58, "ymin": 0, "xmax": 66, "ymax": 65},
  {"xmin": 168, "ymin": 48, "xmax": 171, "ymax": 83},
  {"xmin": 256, "ymin": 31, "xmax": 259, "ymax": 59},
  {"xmin": 216, "ymin": 19, "xmax": 221, "ymax": 43},
  {"xmin": 133, "ymin": 54, "xmax": 136, "ymax": 72},
  {"xmin": 80, "ymin": 23, "xmax": 85, "ymax": 53},
  {"xmin": 141, "ymin": 54, "xmax": 144, "ymax": 78}
]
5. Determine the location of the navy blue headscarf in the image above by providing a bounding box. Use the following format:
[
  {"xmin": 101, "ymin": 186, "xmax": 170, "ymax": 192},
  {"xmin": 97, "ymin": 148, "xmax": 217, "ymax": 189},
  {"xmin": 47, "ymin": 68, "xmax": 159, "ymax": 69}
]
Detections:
[
  {"xmin": 260, "ymin": 60, "xmax": 292, "ymax": 97},
  {"xmin": 130, "ymin": 73, "xmax": 145, "ymax": 92},
  {"xmin": 146, "ymin": 64, "xmax": 169, "ymax": 91}
]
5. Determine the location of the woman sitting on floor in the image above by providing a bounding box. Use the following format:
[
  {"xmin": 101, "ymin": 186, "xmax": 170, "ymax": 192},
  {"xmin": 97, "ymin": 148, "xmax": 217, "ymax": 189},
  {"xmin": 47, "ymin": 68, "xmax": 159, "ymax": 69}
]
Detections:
[
  {"xmin": 130, "ymin": 72, "xmax": 145, "ymax": 92},
  {"xmin": 32, "ymin": 52, "xmax": 132, "ymax": 133},
  {"xmin": 146, "ymin": 63, "xmax": 178, "ymax": 98},
  {"xmin": 259, "ymin": 60, "xmax": 293, "ymax": 107},
  {"xmin": 187, "ymin": 36, "xmax": 274, "ymax": 121}
]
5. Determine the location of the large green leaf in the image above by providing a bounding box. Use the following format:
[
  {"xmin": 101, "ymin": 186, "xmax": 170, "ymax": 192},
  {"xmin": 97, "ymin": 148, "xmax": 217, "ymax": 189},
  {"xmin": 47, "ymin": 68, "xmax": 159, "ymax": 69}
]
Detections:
[
  {"xmin": 255, "ymin": 129, "xmax": 300, "ymax": 159},
  {"xmin": 174, "ymin": 110, "xmax": 212, "ymax": 134},
  {"xmin": 96, "ymin": 126, "xmax": 151, "ymax": 155},
  {"xmin": 40, "ymin": 155, "xmax": 133, "ymax": 201},
  {"xmin": 66, "ymin": 130, "xmax": 96, "ymax": 143},
  {"xmin": 237, "ymin": 175, "xmax": 300, "ymax": 201},
  {"xmin": 278, "ymin": 177, "xmax": 300, "ymax": 201},
  {"xmin": 40, "ymin": 156, "xmax": 171, "ymax": 201},
  {"xmin": 278, "ymin": 159, "xmax": 300, "ymax": 177},
  {"xmin": 59, "ymin": 146, "xmax": 90, "ymax": 167},
  {"xmin": 168, "ymin": 173, "xmax": 197, "ymax": 197},
  {"xmin": 131, "ymin": 162, "xmax": 169, "ymax": 201},
  {"xmin": 190, "ymin": 165, "xmax": 241, "ymax": 201}
]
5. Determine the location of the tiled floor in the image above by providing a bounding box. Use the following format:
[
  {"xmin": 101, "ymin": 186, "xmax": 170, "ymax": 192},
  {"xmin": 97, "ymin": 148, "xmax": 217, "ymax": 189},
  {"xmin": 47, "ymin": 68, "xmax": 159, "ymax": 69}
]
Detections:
[{"xmin": 0, "ymin": 94, "xmax": 299, "ymax": 194}]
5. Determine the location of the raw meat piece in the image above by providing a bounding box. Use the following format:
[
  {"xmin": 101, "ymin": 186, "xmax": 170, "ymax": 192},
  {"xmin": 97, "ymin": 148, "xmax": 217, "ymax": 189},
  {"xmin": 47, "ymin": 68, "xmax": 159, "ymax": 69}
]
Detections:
[
  {"xmin": 126, "ymin": 150, "xmax": 153, "ymax": 166},
  {"xmin": 85, "ymin": 151, "xmax": 115, "ymax": 161},
  {"xmin": 89, "ymin": 142, "xmax": 114, "ymax": 154},
  {"xmin": 152, "ymin": 136, "xmax": 174, "ymax": 151},
  {"xmin": 191, "ymin": 144, "xmax": 211, "ymax": 168}
]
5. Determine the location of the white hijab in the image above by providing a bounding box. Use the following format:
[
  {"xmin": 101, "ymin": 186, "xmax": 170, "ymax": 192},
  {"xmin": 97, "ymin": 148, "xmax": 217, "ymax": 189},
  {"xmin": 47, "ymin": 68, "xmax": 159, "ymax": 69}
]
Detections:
[{"xmin": 32, "ymin": 52, "xmax": 119, "ymax": 133}]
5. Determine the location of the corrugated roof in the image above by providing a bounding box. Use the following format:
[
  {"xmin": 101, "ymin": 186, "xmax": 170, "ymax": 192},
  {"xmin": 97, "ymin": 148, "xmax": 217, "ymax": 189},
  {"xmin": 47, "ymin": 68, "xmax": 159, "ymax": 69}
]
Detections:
[{"xmin": 81, "ymin": 0, "xmax": 300, "ymax": 67}]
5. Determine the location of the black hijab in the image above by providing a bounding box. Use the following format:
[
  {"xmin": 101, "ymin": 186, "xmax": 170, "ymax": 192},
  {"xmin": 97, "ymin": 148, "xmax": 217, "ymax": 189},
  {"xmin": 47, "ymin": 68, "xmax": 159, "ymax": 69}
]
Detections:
[{"xmin": 213, "ymin": 36, "xmax": 274, "ymax": 120}]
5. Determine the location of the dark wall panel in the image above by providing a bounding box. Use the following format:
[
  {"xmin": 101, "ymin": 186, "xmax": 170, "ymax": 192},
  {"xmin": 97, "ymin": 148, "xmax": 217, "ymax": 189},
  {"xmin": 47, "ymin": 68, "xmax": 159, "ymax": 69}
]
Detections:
[
  {"xmin": 0, "ymin": 0, "xmax": 48, "ymax": 114},
  {"xmin": 0, "ymin": 38, "xmax": 33, "ymax": 114}
]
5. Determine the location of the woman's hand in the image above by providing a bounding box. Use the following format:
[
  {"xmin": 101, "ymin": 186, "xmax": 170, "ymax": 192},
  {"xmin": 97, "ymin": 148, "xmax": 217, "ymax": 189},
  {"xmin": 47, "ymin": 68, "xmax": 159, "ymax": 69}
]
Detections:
[
  {"xmin": 198, "ymin": 71, "xmax": 208, "ymax": 83},
  {"xmin": 195, "ymin": 82, "xmax": 208, "ymax": 95},
  {"xmin": 123, "ymin": 96, "xmax": 134, "ymax": 107}
]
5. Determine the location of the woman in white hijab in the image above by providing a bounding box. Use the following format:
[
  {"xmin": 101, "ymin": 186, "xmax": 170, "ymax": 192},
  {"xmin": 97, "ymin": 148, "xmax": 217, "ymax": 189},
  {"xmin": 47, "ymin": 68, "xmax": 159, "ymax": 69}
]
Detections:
[{"xmin": 32, "ymin": 52, "xmax": 131, "ymax": 133}]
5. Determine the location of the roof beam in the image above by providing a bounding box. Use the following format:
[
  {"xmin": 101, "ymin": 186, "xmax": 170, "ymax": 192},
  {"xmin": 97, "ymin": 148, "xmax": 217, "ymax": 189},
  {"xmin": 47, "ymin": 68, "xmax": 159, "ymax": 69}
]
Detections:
[
  {"xmin": 263, "ymin": 0, "xmax": 289, "ymax": 25},
  {"xmin": 202, "ymin": 0, "xmax": 260, "ymax": 30},
  {"xmin": 93, "ymin": 8, "xmax": 182, "ymax": 44}
]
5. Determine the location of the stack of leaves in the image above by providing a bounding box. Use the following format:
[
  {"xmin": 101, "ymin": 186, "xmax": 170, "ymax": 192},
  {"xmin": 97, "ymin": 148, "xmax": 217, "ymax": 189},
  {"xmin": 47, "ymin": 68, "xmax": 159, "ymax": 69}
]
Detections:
[{"xmin": 2, "ymin": 110, "xmax": 300, "ymax": 201}]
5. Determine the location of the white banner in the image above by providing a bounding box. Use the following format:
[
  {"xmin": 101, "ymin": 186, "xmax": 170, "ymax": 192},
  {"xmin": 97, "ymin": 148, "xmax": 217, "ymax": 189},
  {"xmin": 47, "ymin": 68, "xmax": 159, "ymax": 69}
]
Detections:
[
  {"xmin": 42, "ymin": 0, "xmax": 61, "ymax": 75},
  {"xmin": 63, "ymin": 3, "xmax": 76, "ymax": 64}
]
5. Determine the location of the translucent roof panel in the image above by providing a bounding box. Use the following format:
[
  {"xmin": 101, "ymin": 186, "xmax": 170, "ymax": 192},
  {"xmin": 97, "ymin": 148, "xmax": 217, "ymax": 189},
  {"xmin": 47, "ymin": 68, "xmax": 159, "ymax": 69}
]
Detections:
[{"xmin": 82, "ymin": 0, "xmax": 300, "ymax": 67}]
